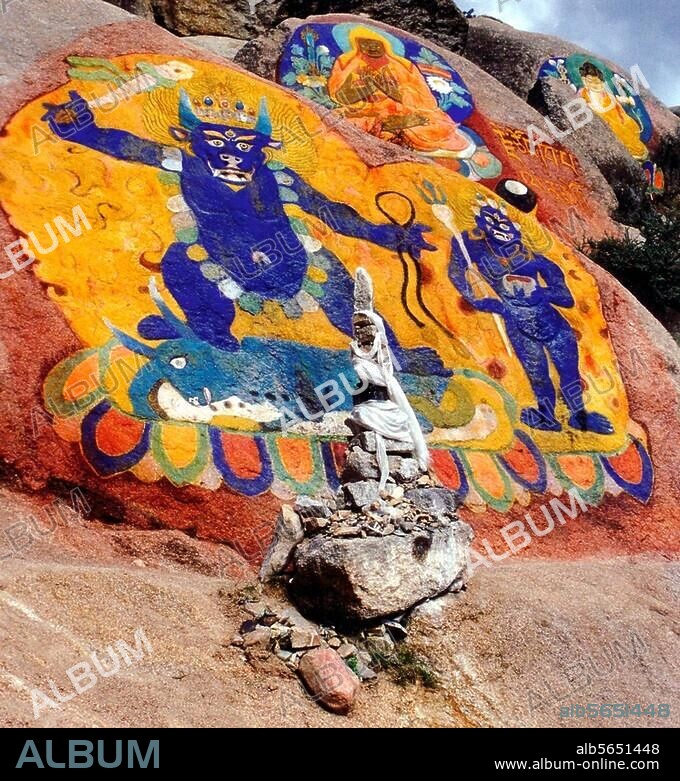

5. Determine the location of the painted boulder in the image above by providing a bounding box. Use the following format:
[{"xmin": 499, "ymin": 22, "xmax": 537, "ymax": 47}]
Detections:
[
  {"xmin": 0, "ymin": 0, "xmax": 678, "ymax": 565},
  {"xmin": 464, "ymin": 15, "xmax": 680, "ymax": 198},
  {"xmin": 237, "ymin": 14, "xmax": 622, "ymax": 246}
]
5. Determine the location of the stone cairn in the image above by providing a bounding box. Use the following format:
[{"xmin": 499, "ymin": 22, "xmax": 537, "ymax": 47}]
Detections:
[{"xmin": 236, "ymin": 268, "xmax": 473, "ymax": 714}]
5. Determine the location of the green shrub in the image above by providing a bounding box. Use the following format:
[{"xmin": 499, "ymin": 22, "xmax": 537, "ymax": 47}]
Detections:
[{"xmin": 584, "ymin": 196, "xmax": 680, "ymax": 319}]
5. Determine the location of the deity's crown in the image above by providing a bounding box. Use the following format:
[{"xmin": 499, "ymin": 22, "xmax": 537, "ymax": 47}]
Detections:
[
  {"xmin": 473, "ymin": 193, "xmax": 508, "ymax": 215},
  {"xmin": 179, "ymin": 89, "xmax": 273, "ymax": 136}
]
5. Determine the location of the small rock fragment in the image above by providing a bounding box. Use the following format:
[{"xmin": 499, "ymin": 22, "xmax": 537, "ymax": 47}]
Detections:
[
  {"xmin": 355, "ymin": 660, "xmax": 378, "ymax": 681},
  {"xmin": 290, "ymin": 627, "xmax": 321, "ymax": 650},
  {"xmin": 342, "ymin": 448, "xmax": 379, "ymax": 481},
  {"xmin": 270, "ymin": 623, "xmax": 292, "ymax": 642},
  {"xmin": 294, "ymin": 495, "xmax": 333, "ymax": 518},
  {"xmin": 366, "ymin": 634, "xmax": 395, "ymax": 658},
  {"xmin": 337, "ymin": 643, "xmax": 357, "ymax": 659},
  {"xmin": 242, "ymin": 601, "xmax": 267, "ymax": 619},
  {"xmin": 388, "ymin": 456, "xmax": 421, "ymax": 482},
  {"xmin": 405, "ymin": 487, "xmax": 460, "ymax": 516},
  {"xmin": 331, "ymin": 524, "xmax": 358, "ymax": 537},
  {"xmin": 302, "ymin": 516, "xmax": 329, "ymax": 534},
  {"xmin": 344, "ymin": 480, "xmax": 380, "ymax": 509},
  {"xmin": 381, "ymin": 483, "xmax": 404, "ymax": 501},
  {"xmin": 359, "ymin": 431, "xmax": 413, "ymax": 454},
  {"xmin": 278, "ymin": 606, "xmax": 317, "ymax": 631},
  {"xmin": 243, "ymin": 627, "xmax": 271, "ymax": 648}
]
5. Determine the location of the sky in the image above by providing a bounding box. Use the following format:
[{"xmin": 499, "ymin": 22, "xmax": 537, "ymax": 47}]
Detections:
[{"xmin": 467, "ymin": 0, "xmax": 679, "ymax": 106}]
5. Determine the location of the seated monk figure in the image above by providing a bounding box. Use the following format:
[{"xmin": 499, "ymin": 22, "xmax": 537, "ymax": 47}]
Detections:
[
  {"xmin": 327, "ymin": 27, "xmax": 498, "ymax": 177},
  {"xmin": 577, "ymin": 62, "xmax": 648, "ymax": 161}
]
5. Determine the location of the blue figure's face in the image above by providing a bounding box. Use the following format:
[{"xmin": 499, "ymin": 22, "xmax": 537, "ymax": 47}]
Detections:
[
  {"xmin": 476, "ymin": 204, "xmax": 521, "ymax": 246},
  {"xmin": 187, "ymin": 123, "xmax": 274, "ymax": 188},
  {"xmin": 140, "ymin": 337, "xmax": 241, "ymax": 407}
]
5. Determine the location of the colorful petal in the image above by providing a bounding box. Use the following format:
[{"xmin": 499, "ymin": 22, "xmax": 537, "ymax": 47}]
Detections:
[
  {"xmin": 81, "ymin": 401, "xmax": 151, "ymax": 476},
  {"xmin": 266, "ymin": 434, "xmax": 326, "ymax": 495},
  {"xmin": 429, "ymin": 448, "xmax": 468, "ymax": 500},
  {"xmin": 458, "ymin": 450, "xmax": 513, "ymax": 512},
  {"xmin": 151, "ymin": 422, "xmax": 209, "ymax": 486},
  {"xmin": 209, "ymin": 430, "xmax": 273, "ymax": 496},
  {"xmin": 43, "ymin": 348, "xmax": 103, "ymax": 418},
  {"xmin": 498, "ymin": 430, "xmax": 547, "ymax": 493},
  {"xmin": 549, "ymin": 453, "xmax": 605, "ymax": 506},
  {"xmin": 601, "ymin": 437, "xmax": 654, "ymax": 503}
]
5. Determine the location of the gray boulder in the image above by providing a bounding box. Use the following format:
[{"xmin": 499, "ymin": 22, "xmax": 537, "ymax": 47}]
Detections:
[
  {"xmin": 344, "ymin": 480, "xmax": 380, "ymax": 509},
  {"xmin": 104, "ymin": 0, "xmax": 267, "ymax": 37},
  {"xmin": 342, "ymin": 448, "xmax": 380, "ymax": 482},
  {"xmin": 290, "ymin": 519, "xmax": 473, "ymax": 622},
  {"xmin": 464, "ymin": 15, "xmax": 680, "ymax": 199},
  {"xmin": 105, "ymin": 0, "xmax": 468, "ymax": 48},
  {"xmin": 526, "ymin": 76, "xmax": 648, "ymax": 217}
]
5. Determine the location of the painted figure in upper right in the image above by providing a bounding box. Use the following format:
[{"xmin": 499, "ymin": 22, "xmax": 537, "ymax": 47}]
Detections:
[{"xmin": 577, "ymin": 61, "xmax": 648, "ymax": 161}]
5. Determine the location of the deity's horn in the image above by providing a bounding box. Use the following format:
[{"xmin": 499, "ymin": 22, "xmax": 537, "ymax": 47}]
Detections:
[
  {"xmin": 178, "ymin": 89, "xmax": 201, "ymax": 130},
  {"xmin": 103, "ymin": 318, "xmax": 155, "ymax": 358},
  {"xmin": 254, "ymin": 97, "xmax": 273, "ymax": 136},
  {"xmin": 148, "ymin": 277, "xmax": 195, "ymax": 339}
]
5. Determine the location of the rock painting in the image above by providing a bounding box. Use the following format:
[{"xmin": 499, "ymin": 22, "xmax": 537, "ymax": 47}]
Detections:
[
  {"xmin": 0, "ymin": 53, "xmax": 653, "ymax": 512},
  {"xmin": 538, "ymin": 54, "xmax": 663, "ymax": 192},
  {"xmin": 278, "ymin": 22, "xmax": 615, "ymax": 243},
  {"xmin": 278, "ymin": 23, "xmax": 502, "ymax": 181}
]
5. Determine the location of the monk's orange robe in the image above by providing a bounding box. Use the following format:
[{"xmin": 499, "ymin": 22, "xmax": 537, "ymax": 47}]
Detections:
[{"xmin": 327, "ymin": 47, "xmax": 474, "ymax": 157}]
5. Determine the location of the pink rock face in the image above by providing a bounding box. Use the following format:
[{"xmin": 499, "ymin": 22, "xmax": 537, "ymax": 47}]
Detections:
[
  {"xmin": 0, "ymin": 4, "xmax": 678, "ymax": 569},
  {"xmin": 297, "ymin": 648, "xmax": 361, "ymax": 715}
]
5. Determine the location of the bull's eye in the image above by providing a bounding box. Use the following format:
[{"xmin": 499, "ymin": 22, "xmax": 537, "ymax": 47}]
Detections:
[
  {"xmin": 206, "ymin": 139, "xmax": 224, "ymax": 148},
  {"xmin": 170, "ymin": 356, "xmax": 187, "ymax": 369},
  {"xmin": 236, "ymin": 142, "xmax": 252, "ymax": 152}
]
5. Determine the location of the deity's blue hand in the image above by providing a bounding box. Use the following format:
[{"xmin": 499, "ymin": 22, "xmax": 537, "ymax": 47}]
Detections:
[
  {"xmin": 397, "ymin": 223, "xmax": 437, "ymax": 260},
  {"xmin": 42, "ymin": 91, "xmax": 94, "ymax": 139}
]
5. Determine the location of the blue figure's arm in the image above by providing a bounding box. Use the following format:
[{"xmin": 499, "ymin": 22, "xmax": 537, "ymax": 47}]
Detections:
[
  {"xmin": 42, "ymin": 91, "xmax": 165, "ymax": 168},
  {"xmin": 285, "ymin": 169, "xmax": 436, "ymax": 260},
  {"xmin": 533, "ymin": 257, "xmax": 575, "ymax": 308},
  {"xmin": 448, "ymin": 235, "xmax": 504, "ymax": 314}
]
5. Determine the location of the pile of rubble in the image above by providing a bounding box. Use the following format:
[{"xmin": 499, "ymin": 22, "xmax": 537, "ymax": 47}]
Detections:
[
  {"xmin": 295, "ymin": 433, "xmax": 456, "ymax": 541},
  {"xmin": 260, "ymin": 426, "xmax": 472, "ymax": 625},
  {"xmin": 232, "ymin": 598, "xmax": 412, "ymax": 714},
  {"xmin": 249, "ymin": 267, "xmax": 473, "ymax": 714}
]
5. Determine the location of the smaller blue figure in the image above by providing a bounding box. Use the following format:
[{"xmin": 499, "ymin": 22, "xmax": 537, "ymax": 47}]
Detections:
[{"xmin": 438, "ymin": 193, "xmax": 613, "ymax": 434}]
